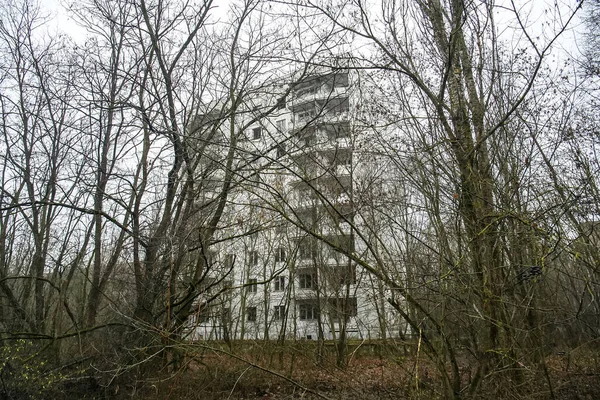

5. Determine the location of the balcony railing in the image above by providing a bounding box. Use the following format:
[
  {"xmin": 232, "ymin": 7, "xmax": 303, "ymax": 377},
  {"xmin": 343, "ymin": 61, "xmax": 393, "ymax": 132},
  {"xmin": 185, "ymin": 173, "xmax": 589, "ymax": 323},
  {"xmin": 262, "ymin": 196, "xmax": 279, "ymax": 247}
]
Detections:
[{"xmin": 289, "ymin": 86, "xmax": 349, "ymax": 112}]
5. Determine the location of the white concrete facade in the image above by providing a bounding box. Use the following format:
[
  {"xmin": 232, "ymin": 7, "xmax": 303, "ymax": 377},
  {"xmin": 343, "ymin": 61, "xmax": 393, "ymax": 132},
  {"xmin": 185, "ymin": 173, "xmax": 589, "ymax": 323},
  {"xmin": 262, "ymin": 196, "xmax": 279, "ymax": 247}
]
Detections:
[{"xmin": 186, "ymin": 69, "xmax": 406, "ymax": 342}]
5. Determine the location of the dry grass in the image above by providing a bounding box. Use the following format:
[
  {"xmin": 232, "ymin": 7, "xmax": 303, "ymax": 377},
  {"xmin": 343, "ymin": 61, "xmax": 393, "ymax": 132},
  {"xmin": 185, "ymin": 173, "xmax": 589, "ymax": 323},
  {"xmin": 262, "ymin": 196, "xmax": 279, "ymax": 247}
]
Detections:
[{"xmin": 103, "ymin": 341, "xmax": 600, "ymax": 400}]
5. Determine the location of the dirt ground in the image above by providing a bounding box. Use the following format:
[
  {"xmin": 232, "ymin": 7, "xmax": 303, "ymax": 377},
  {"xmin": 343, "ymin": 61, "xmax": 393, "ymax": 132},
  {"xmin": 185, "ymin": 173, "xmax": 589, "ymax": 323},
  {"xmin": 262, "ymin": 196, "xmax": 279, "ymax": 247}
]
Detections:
[{"xmin": 115, "ymin": 343, "xmax": 600, "ymax": 400}]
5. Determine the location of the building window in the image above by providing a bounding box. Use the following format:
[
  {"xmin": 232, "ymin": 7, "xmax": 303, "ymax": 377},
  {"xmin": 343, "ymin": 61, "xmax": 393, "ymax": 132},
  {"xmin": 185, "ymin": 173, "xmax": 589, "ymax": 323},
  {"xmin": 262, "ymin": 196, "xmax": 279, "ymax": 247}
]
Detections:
[
  {"xmin": 276, "ymin": 119, "xmax": 286, "ymax": 131},
  {"xmin": 299, "ymin": 303, "xmax": 319, "ymax": 320},
  {"xmin": 332, "ymin": 264, "xmax": 356, "ymax": 285},
  {"xmin": 332, "ymin": 72, "xmax": 349, "ymax": 88},
  {"xmin": 276, "ymin": 143, "xmax": 286, "ymax": 158},
  {"xmin": 298, "ymin": 239, "xmax": 316, "ymax": 260},
  {"xmin": 195, "ymin": 305, "xmax": 210, "ymax": 324},
  {"xmin": 204, "ymin": 250, "xmax": 216, "ymax": 267},
  {"xmin": 303, "ymin": 135, "xmax": 315, "ymax": 147},
  {"xmin": 297, "ymin": 209, "xmax": 316, "ymax": 227},
  {"xmin": 249, "ymin": 171, "xmax": 261, "ymax": 185},
  {"xmin": 224, "ymin": 254, "xmax": 234, "ymax": 269},
  {"xmin": 328, "ymin": 297, "xmax": 357, "ymax": 321},
  {"xmin": 328, "ymin": 98, "xmax": 349, "ymax": 114},
  {"xmin": 343, "ymin": 264, "xmax": 356, "ymax": 285},
  {"xmin": 275, "ymin": 247, "xmax": 286, "ymax": 263},
  {"xmin": 249, "ymin": 250, "xmax": 259, "ymax": 266},
  {"xmin": 275, "ymin": 223, "xmax": 287, "ymax": 235},
  {"xmin": 298, "ymin": 272, "xmax": 317, "ymax": 290},
  {"xmin": 297, "ymin": 110, "xmax": 315, "ymax": 122},
  {"xmin": 332, "ymin": 151, "xmax": 352, "ymax": 167},
  {"xmin": 252, "ymin": 127, "xmax": 262, "ymax": 140},
  {"xmin": 328, "ymin": 234, "xmax": 355, "ymax": 255},
  {"xmin": 274, "ymin": 276, "xmax": 285, "ymax": 291},
  {"xmin": 297, "ymin": 186, "xmax": 316, "ymax": 203},
  {"xmin": 336, "ymin": 122, "xmax": 351, "ymax": 139},
  {"xmin": 274, "ymin": 305, "xmax": 286, "ymax": 320},
  {"xmin": 247, "ymin": 278, "xmax": 258, "ymax": 293},
  {"xmin": 221, "ymin": 279, "xmax": 233, "ymax": 289},
  {"xmin": 221, "ymin": 307, "xmax": 231, "ymax": 323},
  {"xmin": 247, "ymin": 306, "xmax": 257, "ymax": 322},
  {"xmin": 276, "ymin": 96, "xmax": 286, "ymax": 110}
]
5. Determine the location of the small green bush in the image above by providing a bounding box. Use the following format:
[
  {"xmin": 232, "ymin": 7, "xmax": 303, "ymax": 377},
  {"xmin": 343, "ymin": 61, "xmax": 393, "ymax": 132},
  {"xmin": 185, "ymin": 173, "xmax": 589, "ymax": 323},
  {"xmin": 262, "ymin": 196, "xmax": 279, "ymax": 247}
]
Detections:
[{"xmin": 0, "ymin": 340, "xmax": 66, "ymax": 399}]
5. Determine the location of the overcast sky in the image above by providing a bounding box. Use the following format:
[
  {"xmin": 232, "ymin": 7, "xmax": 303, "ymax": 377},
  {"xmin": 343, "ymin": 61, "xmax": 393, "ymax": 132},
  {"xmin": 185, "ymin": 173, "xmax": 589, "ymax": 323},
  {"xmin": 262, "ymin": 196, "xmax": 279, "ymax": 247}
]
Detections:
[
  {"xmin": 37, "ymin": 0, "xmax": 584, "ymax": 65},
  {"xmin": 39, "ymin": 0, "xmax": 233, "ymax": 43}
]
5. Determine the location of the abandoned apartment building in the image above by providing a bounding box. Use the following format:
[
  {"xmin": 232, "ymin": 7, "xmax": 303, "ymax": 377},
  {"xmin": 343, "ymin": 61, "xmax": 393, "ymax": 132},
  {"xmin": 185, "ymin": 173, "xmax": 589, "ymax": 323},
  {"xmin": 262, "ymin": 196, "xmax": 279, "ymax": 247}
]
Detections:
[{"xmin": 186, "ymin": 69, "xmax": 406, "ymax": 341}]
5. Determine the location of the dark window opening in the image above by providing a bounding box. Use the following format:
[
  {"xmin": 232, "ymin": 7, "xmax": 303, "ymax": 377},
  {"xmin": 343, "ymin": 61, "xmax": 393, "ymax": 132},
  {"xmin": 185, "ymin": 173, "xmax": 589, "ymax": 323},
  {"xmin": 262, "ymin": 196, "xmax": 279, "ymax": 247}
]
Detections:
[
  {"xmin": 221, "ymin": 307, "xmax": 231, "ymax": 323},
  {"xmin": 274, "ymin": 276, "xmax": 285, "ymax": 291},
  {"xmin": 299, "ymin": 303, "xmax": 319, "ymax": 320},
  {"xmin": 298, "ymin": 272, "xmax": 317, "ymax": 290},
  {"xmin": 249, "ymin": 250, "xmax": 259, "ymax": 266},
  {"xmin": 298, "ymin": 239, "xmax": 317, "ymax": 260},
  {"xmin": 274, "ymin": 305, "xmax": 286, "ymax": 320},
  {"xmin": 224, "ymin": 254, "xmax": 234, "ymax": 269},
  {"xmin": 247, "ymin": 306, "xmax": 257, "ymax": 322},
  {"xmin": 332, "ymin": 72, "xmax": 349, "ymax": 88},
  {"xmin": 247, "ymin": 278, "xmax": 258, "ymax": 293},
  {"xmin": 329, "ymin": 264, "xmax": 357, "ymax": 286},
  {"xmin": 276, "ymin": 143, "xmax": 286, "ymax": 158},
  {"xmin": 275, "ymin": 247, "xmax": 286, "ymax": 263},
  {"xmin": 328, "ymin": 297, "xmax": 357, "ymax": 321},
  {"xmin": 252, "ymin": 127, "xmax": 262, "ymax": 140},
  {"xmin": 327, "ymin": 234, "xmax": 355, "ymax": 255},
  {"xmin": 277, "ymin": 96, "xmax": 286, "ymax": 110},
  {"xmin": 195, "ymin": 304, "xmax": 210, "ymax": 324}
]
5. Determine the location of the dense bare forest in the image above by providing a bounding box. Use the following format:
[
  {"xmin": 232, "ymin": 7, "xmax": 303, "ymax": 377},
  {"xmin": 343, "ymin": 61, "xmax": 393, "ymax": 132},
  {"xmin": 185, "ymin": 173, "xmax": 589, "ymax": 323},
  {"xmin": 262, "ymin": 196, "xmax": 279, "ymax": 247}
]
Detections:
[{"xmin": 0, "ymin": 0, "xmax": 598, "ymax": 399}]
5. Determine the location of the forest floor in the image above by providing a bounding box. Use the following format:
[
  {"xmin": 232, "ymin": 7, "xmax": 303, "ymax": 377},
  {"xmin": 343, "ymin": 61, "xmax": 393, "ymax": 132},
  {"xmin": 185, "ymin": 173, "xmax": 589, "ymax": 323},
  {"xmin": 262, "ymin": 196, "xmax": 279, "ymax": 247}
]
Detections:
[{"xmin": 110, "ymin": 341, "xmax": 600, "ymax": 400}]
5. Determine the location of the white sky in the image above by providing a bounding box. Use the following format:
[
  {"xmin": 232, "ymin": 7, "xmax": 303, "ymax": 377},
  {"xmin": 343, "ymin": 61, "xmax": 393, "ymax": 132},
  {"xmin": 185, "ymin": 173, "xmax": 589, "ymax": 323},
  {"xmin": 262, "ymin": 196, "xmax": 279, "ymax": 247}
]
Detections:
[
  {"xmin": 39, "ymin": 0, "xmax": 232, "ymax": 43},
  {"xmin": 38, "ymin": 0, "xmax": 585, "ymax": 65},
  {"xmin": 39, "ymin": 0, "xmax": 86, "ymax": 40}
]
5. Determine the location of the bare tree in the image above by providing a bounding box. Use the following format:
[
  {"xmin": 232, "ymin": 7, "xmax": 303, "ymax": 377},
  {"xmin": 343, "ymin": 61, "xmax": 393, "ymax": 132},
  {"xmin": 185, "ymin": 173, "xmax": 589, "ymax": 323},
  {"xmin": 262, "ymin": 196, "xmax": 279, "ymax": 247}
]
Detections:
[
  {"xmin": 2, "ymin": 0, "xmax": 597, "ymax": 397},
  {"xmin": 272, "ymin": 0, "xmax": 586, "ymax": 397}
]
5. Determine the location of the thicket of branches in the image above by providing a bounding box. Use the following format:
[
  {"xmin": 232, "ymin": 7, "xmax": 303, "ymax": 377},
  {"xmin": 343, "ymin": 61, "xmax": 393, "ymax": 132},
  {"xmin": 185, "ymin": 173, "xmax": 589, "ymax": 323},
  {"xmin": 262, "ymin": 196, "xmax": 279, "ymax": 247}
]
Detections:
[{"xmin": 0, "ymin": 0, "xmax": 598, "ymax": 399}]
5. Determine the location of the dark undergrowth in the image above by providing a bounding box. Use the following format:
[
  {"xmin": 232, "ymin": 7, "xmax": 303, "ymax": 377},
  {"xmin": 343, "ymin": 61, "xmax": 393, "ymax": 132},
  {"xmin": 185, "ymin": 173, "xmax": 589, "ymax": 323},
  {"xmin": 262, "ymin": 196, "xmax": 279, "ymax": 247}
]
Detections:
[
  {"xmin": 4, "ymin": 340, "xmax": 598, "ymax": 399},
  {"xmin": 110, "ymin": 341, "xmax": 600, "ymax": 400}
]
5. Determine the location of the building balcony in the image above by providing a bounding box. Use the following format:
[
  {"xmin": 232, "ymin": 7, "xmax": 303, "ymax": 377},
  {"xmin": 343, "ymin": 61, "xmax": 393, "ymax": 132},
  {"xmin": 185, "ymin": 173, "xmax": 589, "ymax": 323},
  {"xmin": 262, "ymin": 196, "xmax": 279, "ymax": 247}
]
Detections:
[
  {"xmin": 314, "ymin": 174, "xmax": 352, "ymax": 194},
  {"xmin": 292, "ymin": 100, "xmax": 350, "ymax": 124},
  {"xmin": 292, "ymin": 72, "xmax": 349, "ymax": 99},
  {"xmin": 320, "ymin": 220, "xmax": 353, "ymax": 237},
  {"xmin": 291, "ymin": 181, "xmax": 352, "ymax": 211},
  {"xmin": 325, "ymin": 233, "xmax": 354, "ymax": 253},
  {"xmin": 290, "ymin": 158, "xmax": 352, "ymax": 185},
  {"xmin": 291, "ymin": 208, "xmax": 352, "ymax": 237},
  {"xmin": 290, "ymin": 121, "xmax": 352, "ymax": 151},
  {"xmin": 289, "ymin": 87, "xmax": 349, "ymax": 112}
]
